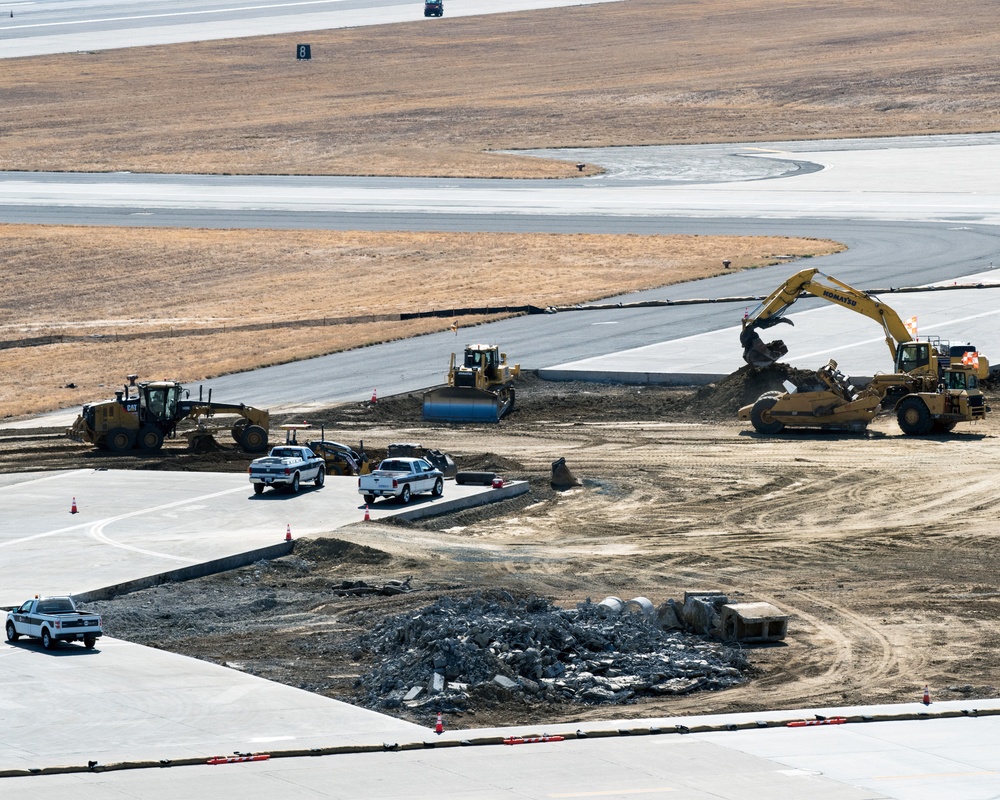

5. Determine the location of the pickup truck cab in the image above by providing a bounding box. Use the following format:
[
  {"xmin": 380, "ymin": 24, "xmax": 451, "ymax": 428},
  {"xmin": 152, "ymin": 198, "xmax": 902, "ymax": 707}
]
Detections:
[
  {"xmin": 359, "ymin": 457, "xmax": 444, "ymax": 504},
  {"xmin": 249, "ymin": 445, "xmax": 325, "ymax": 494},
  {"xmin": 6, "ymin": 596, "xmax": 103, "ymax": 650}
]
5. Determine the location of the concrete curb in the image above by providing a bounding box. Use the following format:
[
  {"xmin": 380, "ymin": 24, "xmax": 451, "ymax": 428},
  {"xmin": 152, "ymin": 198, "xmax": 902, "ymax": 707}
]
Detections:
[
  {"xmin": 391, "ymin": 481, "xmax": 529, "ymax": 522},
  {"xmin": 69, "ymin": 541, "xmax": 294, "ymax": 603}
]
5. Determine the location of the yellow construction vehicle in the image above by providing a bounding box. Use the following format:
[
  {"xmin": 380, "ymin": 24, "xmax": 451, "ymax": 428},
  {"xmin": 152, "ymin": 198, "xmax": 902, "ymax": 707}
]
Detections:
[
  {"xmin": 277, "ymin": 424, "xmax": 371, "ymax": 475},
  {"xmin": 739, "ymin": 357, "xmax": 988, "ymax": 435},
  {"xmin": 68, "ymin": 375, "xmax": 270, "ymax": 453},
  {"xmin": 738, "ymin": 360, "xmax": 883, "ymax": 433},
  {"xmin": 422, "ymin": 344, "xmax": 520, "ymax": 423},
  {"xmin": 740, "ymin": 268, "xmax": 990, "ymax": 380}
]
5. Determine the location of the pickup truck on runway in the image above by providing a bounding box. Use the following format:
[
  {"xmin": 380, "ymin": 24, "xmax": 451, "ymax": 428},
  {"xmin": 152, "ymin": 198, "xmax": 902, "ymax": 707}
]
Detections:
[
  {"xmin": 359, "ymin": 457, "xmax": 444, "ymax": 504},
  {"xmin": 248, "ymin": 445, "xmax": 325, "ymax": 494},
  {"xmin": 6, "ymin": 596, "xmax": 103, "ymax": 650}
]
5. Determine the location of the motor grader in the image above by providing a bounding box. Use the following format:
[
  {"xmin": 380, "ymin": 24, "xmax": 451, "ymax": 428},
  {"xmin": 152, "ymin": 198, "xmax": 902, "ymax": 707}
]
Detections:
[
  {"xmin": 422, "ymin": 344, "xmax": 520, "ymax": 423},
  {"xmin": 740, "ymin": 358, "xmax": 988, "ymax": 435},
  {"xmin": 68, "ymin": 375, "xmax": 270, "ymax": 453}
]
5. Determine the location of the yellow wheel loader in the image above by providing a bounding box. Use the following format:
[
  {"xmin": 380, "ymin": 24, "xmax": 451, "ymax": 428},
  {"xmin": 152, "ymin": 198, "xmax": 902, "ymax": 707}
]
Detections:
[
  {"xmin": 422, "ymin": 344, "xmax": 520, "ymax": 423},
  {"xmin": 68, "ymin": 375, "xmax": 270, "ymax": 453}
]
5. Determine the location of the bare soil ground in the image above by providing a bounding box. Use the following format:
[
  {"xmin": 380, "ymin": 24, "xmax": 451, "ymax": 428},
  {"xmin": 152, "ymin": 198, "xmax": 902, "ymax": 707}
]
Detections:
[
  {"xmin": 13, "ymin": 374, "xmax": 1000, "ymax": 727},
  {"xmin": 2, "ymin": 0, "xmax": 1000, "ymax": 177}
]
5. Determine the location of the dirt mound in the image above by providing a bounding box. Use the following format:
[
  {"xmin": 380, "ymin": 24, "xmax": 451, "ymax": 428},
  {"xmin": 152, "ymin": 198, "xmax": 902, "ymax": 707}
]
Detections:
[
  {"xmin": 694, "ymin": 364, "xmax": 818, "ymax": 415},
  {"xmin": 294, "ymin": 537, "xmax": 392, "ymax": 565}
]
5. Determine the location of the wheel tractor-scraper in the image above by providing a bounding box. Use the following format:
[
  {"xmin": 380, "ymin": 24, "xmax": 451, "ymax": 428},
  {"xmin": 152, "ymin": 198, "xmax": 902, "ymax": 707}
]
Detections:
[{"xmin": 422, "ymin": 344, "xmax": 520, "ymax": 423}]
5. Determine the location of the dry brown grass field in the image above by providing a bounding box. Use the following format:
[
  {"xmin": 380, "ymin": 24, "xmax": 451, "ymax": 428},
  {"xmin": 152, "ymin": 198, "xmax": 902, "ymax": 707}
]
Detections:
[
  {"xmin": 2, "ymin": 0, "xmax": 1000, "ymax": 176},
  {"xmin": 0, "ymin": 227, "xmax": 838, "ymax": 417}
]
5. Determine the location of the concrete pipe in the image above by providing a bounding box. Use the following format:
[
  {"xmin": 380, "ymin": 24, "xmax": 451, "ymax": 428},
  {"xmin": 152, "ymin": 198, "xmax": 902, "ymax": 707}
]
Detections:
[{"xmin": 623, "ymin": 597, "xmax": 655, "ymax": 617}]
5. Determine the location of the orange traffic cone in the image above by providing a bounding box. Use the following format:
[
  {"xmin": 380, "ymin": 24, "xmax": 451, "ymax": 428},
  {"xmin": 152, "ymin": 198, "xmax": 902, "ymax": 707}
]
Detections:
[
  {"xmin": 435, "ymin": 712, "xmax": 443, "ymax": 735},
  {"xmin": 922, "ymin": 684, "xmax": 930, "ymax": 706},
  {"xmin": 363, "ymin": 504, "xmax": 371, "ymax": 522},
  {"xmin": 70, "ymin": 497, "xmax": 79, "ymax": 514},
  {"xmin": 371, "ymin": 388, "xmax": 377, "ymax": 404},
  {"xmin": 285, "ymin": 524, "xmax": 292, "ymax": 542}
]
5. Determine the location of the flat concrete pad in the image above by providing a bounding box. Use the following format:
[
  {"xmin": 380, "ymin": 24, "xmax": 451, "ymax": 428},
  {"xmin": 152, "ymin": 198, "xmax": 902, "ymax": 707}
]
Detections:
[
  {"xmin": 0, "ymin": 470, "xmax": 525, "ymax": 606},
  {"xmin": 0, "ymin": 635, "xmax": 425, "ymax": 773}
]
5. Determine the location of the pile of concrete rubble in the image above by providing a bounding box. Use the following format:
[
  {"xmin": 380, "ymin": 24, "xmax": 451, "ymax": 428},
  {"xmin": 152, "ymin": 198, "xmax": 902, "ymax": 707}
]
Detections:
[{"xmin": 356, "ymin": 592, "xmax": 751, "ymax": 713}]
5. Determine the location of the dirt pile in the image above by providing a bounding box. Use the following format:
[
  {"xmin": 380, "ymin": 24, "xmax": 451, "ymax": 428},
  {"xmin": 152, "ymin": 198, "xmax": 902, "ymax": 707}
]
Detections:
[
  {"xmin": 693, "ymin": 364, "xmax": 817, "ymax": 415},
  {"xmin": 355, "ymin": 592, "xmax": 749, "ymax": 714}
]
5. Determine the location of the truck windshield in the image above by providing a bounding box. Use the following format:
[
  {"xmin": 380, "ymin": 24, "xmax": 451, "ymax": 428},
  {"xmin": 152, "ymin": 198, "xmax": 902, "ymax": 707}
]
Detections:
[{"xmin": 37, "ymin": 599, "xmax": 74, "ymax": 613}]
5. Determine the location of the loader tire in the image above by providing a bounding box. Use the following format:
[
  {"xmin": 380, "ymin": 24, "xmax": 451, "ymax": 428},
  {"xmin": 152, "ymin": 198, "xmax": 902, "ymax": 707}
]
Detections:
[
  {"xmin": 897, "ymin": 397, "xmax": 932, "ymax": 435},
  {"xmin": 932, "ymin": 419, "xmax": 957, "ymax": 434},
  {"xmin": 138, "ymin": 425, "xmax": 164, "ymax": 453},
  {"xmin": 106, "ymin": 427, "xmax": 136, "ymax": 453},
  {"xmin": 240, "ymin": 424, "xmax": 268, "ymax": 453},
  {"xmin": 750, "ymin": 396, "xmax": 784, "ymax": 434},
  {"xmin": 231, "ymin": 418, "xmax": 248, "ymax": 443}
]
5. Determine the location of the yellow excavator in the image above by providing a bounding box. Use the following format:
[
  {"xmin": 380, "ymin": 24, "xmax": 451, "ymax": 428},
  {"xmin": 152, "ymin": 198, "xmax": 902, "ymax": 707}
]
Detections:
[
  {"xmin": 422, "ymin": 344, "xmax": 520, "ymax": 423},
  {"xmin": 738, "ymin": 269, "xmax": 991, "ymax": 434},
  {"xmin": 68, "ymin": 375, "xmax": 270, "ymax": 453},
  {"xmin": 740, "ymin": 267, "xmax": 990, "ymax": 380}
]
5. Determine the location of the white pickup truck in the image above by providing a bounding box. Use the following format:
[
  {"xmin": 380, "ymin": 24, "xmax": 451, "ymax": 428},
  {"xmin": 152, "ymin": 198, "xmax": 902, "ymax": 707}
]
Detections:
[
  {"xmin": 6, "ymin": 596, "xmax": 103, "ymax": 650},
  {"xmin": 248, "ymin": 445, "xmax": 325, "ymax": 494},
  {"xmin": 358, "ymin": 457, "xmax": 444, "ymax": 504}
]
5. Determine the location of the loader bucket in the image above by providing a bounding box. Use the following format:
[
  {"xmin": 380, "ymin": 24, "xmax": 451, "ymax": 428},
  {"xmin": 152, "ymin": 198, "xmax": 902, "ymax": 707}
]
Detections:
[{"xmin": 422, "ymin": 386, "xmax": 510, "ymax": 423}]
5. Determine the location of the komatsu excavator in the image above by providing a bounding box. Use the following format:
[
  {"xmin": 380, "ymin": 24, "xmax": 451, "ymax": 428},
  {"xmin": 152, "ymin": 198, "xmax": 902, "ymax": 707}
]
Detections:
[
  {"xmin": 738, "ymin": 269, "xmax": 991, "ymax": 435},
  {"xmin": 740, "ymin": 267, "xmax": 990, "ymax": 381}
]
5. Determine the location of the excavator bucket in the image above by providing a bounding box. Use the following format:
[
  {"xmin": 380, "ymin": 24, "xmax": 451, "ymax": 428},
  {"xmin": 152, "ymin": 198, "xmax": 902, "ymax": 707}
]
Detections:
[
  {"xmin": 422, "ymin": 386, "xmax": 513, "ymax": 423},
  {"xmin": 743, "ymin": 335, "xmax": 789, "ymax": 368}
]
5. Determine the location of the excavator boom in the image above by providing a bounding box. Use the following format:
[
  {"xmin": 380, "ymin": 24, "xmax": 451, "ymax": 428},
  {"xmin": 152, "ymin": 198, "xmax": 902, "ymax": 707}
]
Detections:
[{"xmin": 741, "ymin": 268, "xmax": 914, "ymax": 367}]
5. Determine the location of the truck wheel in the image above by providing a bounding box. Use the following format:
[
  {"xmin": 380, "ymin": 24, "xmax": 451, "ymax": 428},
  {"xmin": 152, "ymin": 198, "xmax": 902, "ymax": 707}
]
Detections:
[
  {"xmin": 897, "ymin": 397, "xmax": 932, "ymax": 435},
  {"xmin": 6, "ymin": 621, "xmax": 19, "ymax": 642},
  {"xmin": 253, "ymin": 483, "xmax": 265, "ymax": 495},
  {"xmin": 399, "ymin": 485, "xmax": 411, "ymax": 504},
  {"xmin": 84, "ymin": 634, "xmax": 97, "ymax": 649},
  {"xmin": 932, "ymin": 419, "xmax": 957, "ymax": 433},
  {"xmin": 750, "ymin": 396, "xmax": 784, "ymax": 434},
  {"xmin": 290, "ymin": 473, "xmax": 300, "ymax": 493},
  {"xmin": 364, "ymin": 494, "xmax": 376, "ymax": 505},
  {"xmin": 138, "ymin": 425, "xmax": 164, "ymax": 453},
  {"xmin": 432, "ymin": 477, "xmax": 443, "ymax": 497},
  {"xmin": 240, "ymin": 424, "xmax": 269, "ymax": 453},
  {"xmin": 314, "ymin": 466, "xmax": 325, "ymax": 487},
  {"xmin": 41, "ymin": 628, "xmax": 56, "ymax": 650},
  {"xmin": 106, "ymin": 427, "xmax": 136, "ymax": 453}
]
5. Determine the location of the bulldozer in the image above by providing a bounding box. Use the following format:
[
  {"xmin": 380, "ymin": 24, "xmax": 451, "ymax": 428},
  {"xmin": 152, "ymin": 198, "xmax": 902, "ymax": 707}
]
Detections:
[
  {"xmin": 68, "ymin": 375, "xmax": 270, "ymax": 453},
  {"xmin": 422, "ymin": 344, "xmax": 520, "ymax": 423}
]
